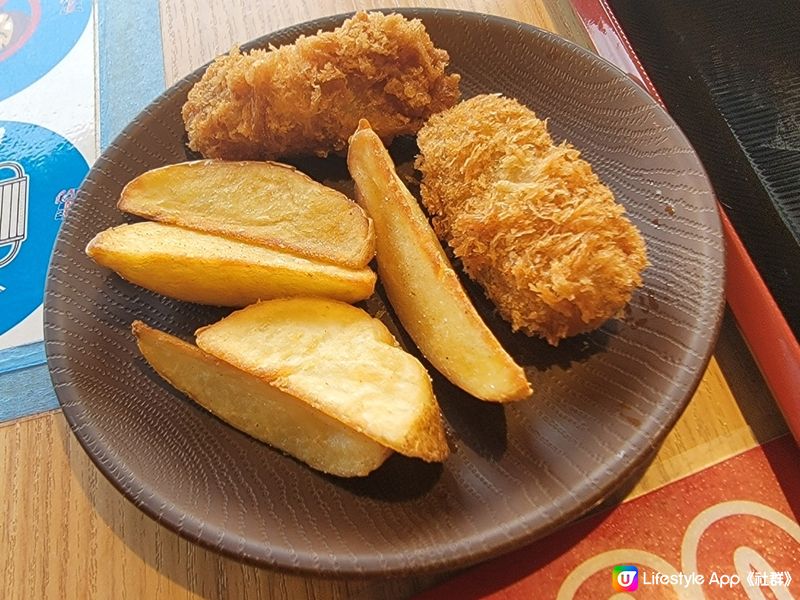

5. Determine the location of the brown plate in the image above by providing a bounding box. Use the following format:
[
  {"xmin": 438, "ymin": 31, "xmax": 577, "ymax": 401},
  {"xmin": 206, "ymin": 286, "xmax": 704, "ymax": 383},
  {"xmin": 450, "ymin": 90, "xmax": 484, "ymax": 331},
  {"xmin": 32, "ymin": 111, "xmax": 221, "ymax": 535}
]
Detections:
[{"xmin": 43, "ymin": 9, "xmax": 724, "ymax": 576}]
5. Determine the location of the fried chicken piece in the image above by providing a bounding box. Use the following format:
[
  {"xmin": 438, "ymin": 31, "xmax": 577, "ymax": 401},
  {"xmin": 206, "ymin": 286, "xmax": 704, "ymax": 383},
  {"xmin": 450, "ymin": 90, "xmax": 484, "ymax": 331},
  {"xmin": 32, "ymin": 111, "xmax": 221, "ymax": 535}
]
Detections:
[
  {"xmin": 182, "ymin": 11, "xmax": 460, "ymax": 160},
  {"xmin": 415, "ymin": 94, "xmax": 648, "ymax": 345}
]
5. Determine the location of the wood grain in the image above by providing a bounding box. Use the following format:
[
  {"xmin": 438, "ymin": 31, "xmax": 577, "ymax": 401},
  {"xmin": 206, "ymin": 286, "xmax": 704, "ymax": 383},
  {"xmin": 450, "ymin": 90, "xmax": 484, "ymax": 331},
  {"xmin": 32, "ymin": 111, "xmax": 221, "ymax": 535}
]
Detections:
[
  {"xmin": 158, "ymin": 0, "xmax": 593, "ymax": 86},
  {"xmin": 0, "ymin": 412, "xmax": 447, "ymax": 599},
  {"xmin": 1, "ymin": 325, "xmax": 783, "ymax": 599},
  {"xmin": 626, "ymin": 309, "xmax": 787, "ymax": 499},
  {"xmin": 0, "ymin": 1, "xmax": 788, "ymax": 599}
]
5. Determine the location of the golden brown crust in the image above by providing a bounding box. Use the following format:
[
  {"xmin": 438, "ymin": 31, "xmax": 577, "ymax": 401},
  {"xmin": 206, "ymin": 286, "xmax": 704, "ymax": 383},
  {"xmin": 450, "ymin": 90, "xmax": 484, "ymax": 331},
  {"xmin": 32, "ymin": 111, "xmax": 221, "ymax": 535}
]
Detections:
[
  {"xmin": 348, "ymin": 120, "xmax": 531, "ymax": 402},
  {"xmin": 416, "ymin": 94, "xmax": 649, "ymax": 345},
  {"xmin": 193, "ymin": 298, "xmax": 450, "ymax": 462},
  {"xmin": 182, "ymin": 11, "xmax": 460, "ymax": 160}
]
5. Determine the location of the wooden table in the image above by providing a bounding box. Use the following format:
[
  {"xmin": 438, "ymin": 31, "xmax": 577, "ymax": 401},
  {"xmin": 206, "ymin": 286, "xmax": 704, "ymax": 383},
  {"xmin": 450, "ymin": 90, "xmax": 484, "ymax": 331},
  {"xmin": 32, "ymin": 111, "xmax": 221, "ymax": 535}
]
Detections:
[{"xmin": 0, "ymin": 1, "xmax": 789, "ymax": 598}]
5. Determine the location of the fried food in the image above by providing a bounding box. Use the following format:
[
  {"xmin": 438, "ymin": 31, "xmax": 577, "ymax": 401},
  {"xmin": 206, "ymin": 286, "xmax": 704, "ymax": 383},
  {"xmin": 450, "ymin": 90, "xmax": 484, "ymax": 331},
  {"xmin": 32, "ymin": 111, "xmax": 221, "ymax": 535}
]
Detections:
[
  {"xmin": 195, "ymin": 298, "xmax": 449, "ymax": 462},
  {"xmin": 133, "ymin": 321, "xmax": 392, "ymax": 477},
  {"xmin": 119, "ymin": 160, "xmax": 375, "ymax": 268},
  {"xmin": 86, "ymin": 222, "xmax": 376, "ymax": 306},
  {"xmin": 416, "ymin": 94, "xmax": 649, "ymax": 345},
  {"xmin": 182, "ymin": 11, "xmax": 460, "ymax": 160},
  {"xmin": 348, "ymin": 120, "xmax": 530, "ymax": 402}
]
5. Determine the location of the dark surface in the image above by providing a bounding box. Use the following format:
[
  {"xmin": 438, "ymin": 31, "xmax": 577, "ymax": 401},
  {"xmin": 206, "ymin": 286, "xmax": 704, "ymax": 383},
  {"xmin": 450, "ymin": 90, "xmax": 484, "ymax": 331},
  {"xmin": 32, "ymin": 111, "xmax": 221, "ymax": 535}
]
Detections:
[
  {"xmin": 610, "ymin": 0, "xmax": 800, "ymax": 338},
  {"xmin": 44, "ymin": 9, "xmax": 724, "ymax": 576}
]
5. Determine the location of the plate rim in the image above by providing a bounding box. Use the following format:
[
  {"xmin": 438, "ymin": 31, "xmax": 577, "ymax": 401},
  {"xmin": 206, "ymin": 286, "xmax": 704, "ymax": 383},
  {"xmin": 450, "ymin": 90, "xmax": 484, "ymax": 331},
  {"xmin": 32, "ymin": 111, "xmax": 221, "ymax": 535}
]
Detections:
[{"xmin": 43, "ymin": 7, "xmax": 726, "ymax": 576}]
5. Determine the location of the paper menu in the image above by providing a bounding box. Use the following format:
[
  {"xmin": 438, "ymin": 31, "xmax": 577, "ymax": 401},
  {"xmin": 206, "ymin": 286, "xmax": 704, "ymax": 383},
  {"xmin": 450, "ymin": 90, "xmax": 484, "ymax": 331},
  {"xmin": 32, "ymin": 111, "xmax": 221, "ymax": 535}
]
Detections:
[{"xmin": 0, "ymin": 0, "xmax": 96, "ymax": 354}]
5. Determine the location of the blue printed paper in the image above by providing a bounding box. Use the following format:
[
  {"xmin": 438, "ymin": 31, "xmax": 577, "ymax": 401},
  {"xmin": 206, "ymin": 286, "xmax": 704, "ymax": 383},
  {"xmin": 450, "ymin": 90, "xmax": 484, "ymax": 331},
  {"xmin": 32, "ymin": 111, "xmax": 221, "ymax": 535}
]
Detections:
[
  {"xmin": 0, "ymin": 0, "xmax": 92, "ymax": 101},
  {"xmin": 0, "ymin": 121, "xmax": 88, "ymax": 342}
]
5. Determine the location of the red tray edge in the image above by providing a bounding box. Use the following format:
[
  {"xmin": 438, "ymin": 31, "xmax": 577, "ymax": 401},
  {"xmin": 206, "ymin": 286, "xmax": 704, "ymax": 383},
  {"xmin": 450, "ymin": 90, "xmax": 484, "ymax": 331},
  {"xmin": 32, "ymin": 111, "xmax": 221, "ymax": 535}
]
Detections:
[{"xmin": 570, "ymin": 0, "xmax": 800, "ymax": 443}]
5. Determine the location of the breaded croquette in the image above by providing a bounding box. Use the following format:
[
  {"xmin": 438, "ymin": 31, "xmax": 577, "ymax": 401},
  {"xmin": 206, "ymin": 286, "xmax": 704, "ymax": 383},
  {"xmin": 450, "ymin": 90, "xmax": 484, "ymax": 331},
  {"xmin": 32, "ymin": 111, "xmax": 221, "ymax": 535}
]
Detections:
[
  {"xmin": 182, "ymin": 11, "xmax": 460, "ymax": 160},
  {"xmin": 415, "ymin": 94, "xmax": 648, "ymax": 345}
]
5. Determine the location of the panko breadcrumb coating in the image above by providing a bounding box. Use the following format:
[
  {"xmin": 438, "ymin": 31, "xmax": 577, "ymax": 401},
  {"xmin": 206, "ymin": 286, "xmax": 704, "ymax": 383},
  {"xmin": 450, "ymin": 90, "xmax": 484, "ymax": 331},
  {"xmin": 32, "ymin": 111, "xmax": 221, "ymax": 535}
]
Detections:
[
  {"xmin": 415, "ymin": 94, "xmax": 648, "ymax": 345},
  {"xmin": 182, "ymin": 11, "xmax": 460, "ymax": 160}
]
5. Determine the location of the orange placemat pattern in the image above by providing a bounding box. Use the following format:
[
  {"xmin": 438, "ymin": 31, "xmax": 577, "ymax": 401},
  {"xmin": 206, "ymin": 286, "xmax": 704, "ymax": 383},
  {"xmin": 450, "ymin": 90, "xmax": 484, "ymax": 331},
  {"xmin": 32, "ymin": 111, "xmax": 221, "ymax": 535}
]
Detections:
[{"xmin": 417, "ymin": 435, "xmax": 799, "ymax": 599}]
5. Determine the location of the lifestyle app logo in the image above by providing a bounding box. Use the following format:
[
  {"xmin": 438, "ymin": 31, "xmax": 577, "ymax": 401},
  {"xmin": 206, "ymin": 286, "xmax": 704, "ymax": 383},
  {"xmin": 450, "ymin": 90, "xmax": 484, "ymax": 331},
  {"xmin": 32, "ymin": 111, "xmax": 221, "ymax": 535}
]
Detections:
[{"xmin": 613, "ymin": 565, "xmax": 639, "ymax": 592}]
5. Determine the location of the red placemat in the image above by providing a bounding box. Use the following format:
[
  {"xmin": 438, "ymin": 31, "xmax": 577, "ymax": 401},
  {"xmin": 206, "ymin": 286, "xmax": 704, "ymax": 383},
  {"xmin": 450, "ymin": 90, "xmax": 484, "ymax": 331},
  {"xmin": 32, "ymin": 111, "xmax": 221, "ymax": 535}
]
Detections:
[{"xmin": 416, "ymin": 435, "xmax": 799, "ymax": 599}]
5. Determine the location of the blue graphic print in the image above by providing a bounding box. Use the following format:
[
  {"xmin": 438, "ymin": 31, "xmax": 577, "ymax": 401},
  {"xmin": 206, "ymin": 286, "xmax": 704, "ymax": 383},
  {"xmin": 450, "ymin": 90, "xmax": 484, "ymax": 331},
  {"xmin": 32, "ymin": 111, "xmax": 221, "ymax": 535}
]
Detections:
[
  {"xmin": 0, "ymin": 120, "xmax": 88, "ymax": 336},
  {"xmin": 0, "ymin": 0, "xmax": 92, "ymax": 101}
]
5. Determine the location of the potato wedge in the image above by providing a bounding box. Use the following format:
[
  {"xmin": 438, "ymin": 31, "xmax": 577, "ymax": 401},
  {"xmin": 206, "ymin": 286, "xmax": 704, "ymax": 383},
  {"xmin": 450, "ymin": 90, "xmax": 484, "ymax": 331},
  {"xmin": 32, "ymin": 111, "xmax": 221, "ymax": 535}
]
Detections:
[
  {"xmin": 86, "ymin": 222, "xmax": 375, "ymax": 306},
  {"xmin": 195, "ymin": 298, "xmax": 449, "ymax": 462},
  {"xmin": 133, "ymin": 321, "xmax": 391, "ymax": 477},
  {"xmin": 347, "ymin": 120, "xmax": 531, "ymax": 402},
  {"xmin": 119, "ymin": 160, "xmax": 375, "ymax": 268}
]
